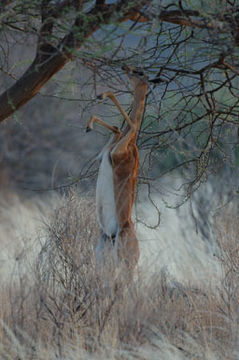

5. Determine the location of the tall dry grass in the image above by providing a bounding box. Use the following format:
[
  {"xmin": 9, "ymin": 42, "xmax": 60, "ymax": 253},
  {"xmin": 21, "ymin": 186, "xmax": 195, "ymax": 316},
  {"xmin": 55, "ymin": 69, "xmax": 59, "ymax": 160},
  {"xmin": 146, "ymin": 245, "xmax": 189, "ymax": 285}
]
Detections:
[{"xmin": 0, "ymin": 190, "xmax": 239, "ymax": 359}]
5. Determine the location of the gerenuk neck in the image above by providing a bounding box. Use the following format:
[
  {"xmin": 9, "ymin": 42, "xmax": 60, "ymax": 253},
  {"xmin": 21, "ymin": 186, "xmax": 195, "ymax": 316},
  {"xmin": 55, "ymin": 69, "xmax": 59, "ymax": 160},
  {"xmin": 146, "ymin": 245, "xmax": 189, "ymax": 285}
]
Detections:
[{"xmin": 130, "ymin": 83, "xmax": 147, "ymax": 129}]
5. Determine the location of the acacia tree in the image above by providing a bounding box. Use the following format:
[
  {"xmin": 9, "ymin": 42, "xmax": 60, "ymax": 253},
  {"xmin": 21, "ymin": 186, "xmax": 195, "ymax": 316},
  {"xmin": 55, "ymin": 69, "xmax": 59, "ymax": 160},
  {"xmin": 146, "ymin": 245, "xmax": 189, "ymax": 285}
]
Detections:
[{"xmin": 1, "ymin": 0, "xmax": 239, "ymax": 203}]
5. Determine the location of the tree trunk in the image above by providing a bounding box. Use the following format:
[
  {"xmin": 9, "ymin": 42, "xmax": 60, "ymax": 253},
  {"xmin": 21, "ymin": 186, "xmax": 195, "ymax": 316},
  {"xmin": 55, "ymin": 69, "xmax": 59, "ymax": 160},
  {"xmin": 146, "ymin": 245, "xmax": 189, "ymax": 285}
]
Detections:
[{"xmin": 0, "ymin": 52, "xmax": 69, "ymax": 122}]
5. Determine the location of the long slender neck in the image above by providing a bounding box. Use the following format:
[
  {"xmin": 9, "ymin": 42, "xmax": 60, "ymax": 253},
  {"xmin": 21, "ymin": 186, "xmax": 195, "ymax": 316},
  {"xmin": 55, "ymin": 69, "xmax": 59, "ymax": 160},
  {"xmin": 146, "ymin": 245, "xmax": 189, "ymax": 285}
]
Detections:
[{"xmin": 130, "ymin": 83, "xmax": 147, "ymax": 130}]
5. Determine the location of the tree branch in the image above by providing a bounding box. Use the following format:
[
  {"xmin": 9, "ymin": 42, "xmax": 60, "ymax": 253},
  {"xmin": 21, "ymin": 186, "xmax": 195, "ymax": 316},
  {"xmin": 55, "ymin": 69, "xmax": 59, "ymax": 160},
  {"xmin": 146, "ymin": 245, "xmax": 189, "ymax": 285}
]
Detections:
[
  {"xmin": 0, "ymin": 1, "xmax": 237, "ymax": 123},
  {"xmin": 0, "ymin": 0, "xmax": 149, "ymax": 122},
  {"xmin": 131, "ymin": 8, "xmax": 231, "ymax": 32}
]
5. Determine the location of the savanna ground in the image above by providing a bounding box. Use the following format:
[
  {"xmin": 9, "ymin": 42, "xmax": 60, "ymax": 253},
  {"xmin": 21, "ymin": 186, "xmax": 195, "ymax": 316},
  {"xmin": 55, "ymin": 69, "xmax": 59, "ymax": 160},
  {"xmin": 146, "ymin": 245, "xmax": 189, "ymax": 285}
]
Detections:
[{"xmin": 0, "ymin": 184, "xmax": 239, "ymax": 360}]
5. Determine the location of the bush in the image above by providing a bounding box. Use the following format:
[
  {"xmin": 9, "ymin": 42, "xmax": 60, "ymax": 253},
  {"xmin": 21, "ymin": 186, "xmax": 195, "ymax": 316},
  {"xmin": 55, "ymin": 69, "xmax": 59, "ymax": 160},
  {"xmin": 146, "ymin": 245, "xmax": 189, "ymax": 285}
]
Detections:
[{"xmin": 1, "ymin": 190, "xmax": 239, "ymax": 359}]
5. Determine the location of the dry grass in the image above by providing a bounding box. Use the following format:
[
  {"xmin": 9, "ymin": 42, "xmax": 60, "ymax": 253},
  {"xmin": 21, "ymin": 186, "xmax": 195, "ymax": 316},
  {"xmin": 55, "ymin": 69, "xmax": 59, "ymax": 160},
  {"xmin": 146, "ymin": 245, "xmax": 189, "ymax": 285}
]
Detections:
[{"xmin": 0, "ymin": 190, "xmax": 239, "ymax": 359}]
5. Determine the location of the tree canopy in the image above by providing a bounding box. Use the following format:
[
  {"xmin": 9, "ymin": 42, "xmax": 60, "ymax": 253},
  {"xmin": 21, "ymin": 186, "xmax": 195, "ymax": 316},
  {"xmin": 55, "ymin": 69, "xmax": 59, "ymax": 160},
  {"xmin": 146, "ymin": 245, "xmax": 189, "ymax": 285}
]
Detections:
[{"xmin": 1, "ymin": 0, "xmax": 239, "ymax": 201}]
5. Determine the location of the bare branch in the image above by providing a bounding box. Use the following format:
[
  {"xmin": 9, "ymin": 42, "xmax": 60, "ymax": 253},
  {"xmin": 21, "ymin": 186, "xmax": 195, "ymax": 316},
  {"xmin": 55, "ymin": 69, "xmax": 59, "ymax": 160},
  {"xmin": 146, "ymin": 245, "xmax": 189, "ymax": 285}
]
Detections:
[
  {"xmin": 0, "ymin": 0, "xmax": 150, "ymax": 122},
  {"xmin": 130, "ymin": 8, "xmax": 234, "ymax": 32},
  {"xmin": 0, "ymin": 1, "xmax": 238, "ymax": 124}
]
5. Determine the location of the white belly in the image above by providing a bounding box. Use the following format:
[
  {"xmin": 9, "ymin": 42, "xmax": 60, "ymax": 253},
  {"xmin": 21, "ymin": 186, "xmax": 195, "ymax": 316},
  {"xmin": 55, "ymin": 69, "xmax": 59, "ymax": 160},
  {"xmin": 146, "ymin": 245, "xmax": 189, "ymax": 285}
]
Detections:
[{"xmin": 96, "ymin": 150, "xmax": 118, "ymax": 237}]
